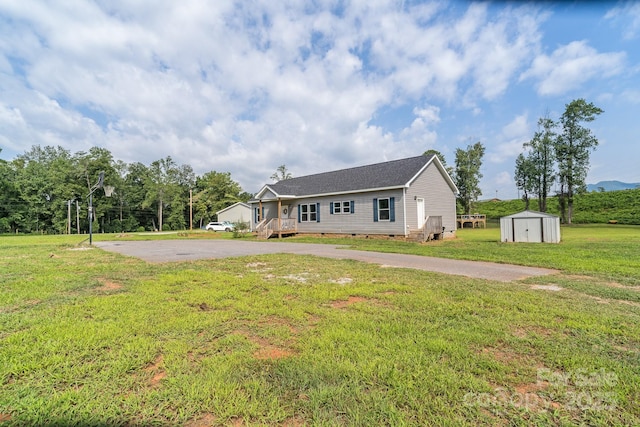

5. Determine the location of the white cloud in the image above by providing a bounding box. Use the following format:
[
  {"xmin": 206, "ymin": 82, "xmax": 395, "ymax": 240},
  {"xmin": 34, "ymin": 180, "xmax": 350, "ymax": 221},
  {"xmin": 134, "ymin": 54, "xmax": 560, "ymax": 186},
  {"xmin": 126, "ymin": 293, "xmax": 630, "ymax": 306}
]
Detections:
[
  {"xmin": 605, "ymin": 2, "xmax": 640, "ymax": 40},
  {"xmin": 4, "ymin": 0, "xmax": 633, "ymax": 200},
  {"xmin": 487, "ymin": 113, "xmax": 531, "ymax": 164},
  {"xmin": 520, "ymin": 40, "xmax": 626, "ymax": 96}
]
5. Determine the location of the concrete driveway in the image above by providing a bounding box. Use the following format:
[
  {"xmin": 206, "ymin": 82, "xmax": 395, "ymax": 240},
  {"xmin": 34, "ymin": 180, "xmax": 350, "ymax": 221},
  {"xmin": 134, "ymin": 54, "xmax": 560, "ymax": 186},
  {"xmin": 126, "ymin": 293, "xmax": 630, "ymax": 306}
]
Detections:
[{"xmin": 95, "ymin": 239, "xmax": 557, "ymax": 282}]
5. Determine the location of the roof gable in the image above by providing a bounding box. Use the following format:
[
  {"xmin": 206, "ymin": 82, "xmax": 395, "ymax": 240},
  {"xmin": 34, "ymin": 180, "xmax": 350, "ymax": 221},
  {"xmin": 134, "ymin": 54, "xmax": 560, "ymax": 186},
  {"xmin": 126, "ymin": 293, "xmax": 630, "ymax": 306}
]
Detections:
[
  {"xmin": 502, "ymin": 210, "xmax": 559, "ymax": 219},
  {"xmin": 216, "ymin": 202, "xmax": 250, "ymax": 215},
  {"xmin": 259, "ymin": 155, "xmax": 449, "ymax": 199}
]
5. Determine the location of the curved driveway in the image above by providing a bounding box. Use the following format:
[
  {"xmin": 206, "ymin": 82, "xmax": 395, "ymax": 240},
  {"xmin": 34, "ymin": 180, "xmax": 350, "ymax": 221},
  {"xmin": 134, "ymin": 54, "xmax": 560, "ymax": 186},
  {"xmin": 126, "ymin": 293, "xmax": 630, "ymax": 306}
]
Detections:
[{"xmin": 95, "ymin": 239, "xmax": 556, "ymax": 282}]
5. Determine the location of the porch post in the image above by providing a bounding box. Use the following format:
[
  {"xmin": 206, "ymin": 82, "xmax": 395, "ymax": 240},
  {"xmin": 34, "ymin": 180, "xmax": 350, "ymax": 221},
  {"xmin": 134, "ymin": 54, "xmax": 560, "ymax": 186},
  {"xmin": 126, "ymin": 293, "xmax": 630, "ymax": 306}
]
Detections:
[
  {"xmin": 258, "ymin": 200, "xmax": 263, "ymax": 221},
  {"xmin": 277, "ymin": 199, "xmax": 282, "ymax": 238}
]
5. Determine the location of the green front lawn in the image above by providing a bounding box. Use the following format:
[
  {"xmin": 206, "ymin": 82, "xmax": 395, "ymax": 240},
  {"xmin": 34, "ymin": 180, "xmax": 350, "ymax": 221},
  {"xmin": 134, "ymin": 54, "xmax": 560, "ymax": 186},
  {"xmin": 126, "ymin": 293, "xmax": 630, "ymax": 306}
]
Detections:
[{"xmin": 1, "ymin": 227, "xmax": 639, "ymax": 426}]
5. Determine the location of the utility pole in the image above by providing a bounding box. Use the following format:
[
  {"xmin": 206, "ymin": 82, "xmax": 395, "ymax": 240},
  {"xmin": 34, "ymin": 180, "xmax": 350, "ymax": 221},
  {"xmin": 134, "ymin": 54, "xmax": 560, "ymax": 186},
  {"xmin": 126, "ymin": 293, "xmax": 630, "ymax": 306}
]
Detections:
[
  {"xmin": 67, "ymin": 200, "xmax": 72, "ymax": 234},
  {"xmin": 76, "ymin": 201, "xmax": 80, "ymax": 234},
  {"xmin": 189, "ymin": 189, "xmax": 193, "ymax": 231}
]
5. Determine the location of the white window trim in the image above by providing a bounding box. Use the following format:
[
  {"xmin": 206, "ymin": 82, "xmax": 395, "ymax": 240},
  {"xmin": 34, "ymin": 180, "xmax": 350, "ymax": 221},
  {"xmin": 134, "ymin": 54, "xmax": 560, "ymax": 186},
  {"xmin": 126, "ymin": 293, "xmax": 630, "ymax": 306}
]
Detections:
[
  {"xmin": 300, "ymin": 203, "xmax": 317, "ymax": 222},
  {"xmin": 377, "ymin": 198, "xmax": 391, "ymax": 222},
  {"xmin": 332, "ymin": 201, "xmax": 351, "ymax": 215}
]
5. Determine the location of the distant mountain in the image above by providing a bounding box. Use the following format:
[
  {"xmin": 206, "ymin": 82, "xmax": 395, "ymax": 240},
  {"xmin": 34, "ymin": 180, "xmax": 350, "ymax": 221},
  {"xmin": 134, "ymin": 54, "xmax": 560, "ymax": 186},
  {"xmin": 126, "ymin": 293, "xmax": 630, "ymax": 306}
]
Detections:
[{"xmin": 587, "ymin": 181, "xmax": 640, "ymax": 192}]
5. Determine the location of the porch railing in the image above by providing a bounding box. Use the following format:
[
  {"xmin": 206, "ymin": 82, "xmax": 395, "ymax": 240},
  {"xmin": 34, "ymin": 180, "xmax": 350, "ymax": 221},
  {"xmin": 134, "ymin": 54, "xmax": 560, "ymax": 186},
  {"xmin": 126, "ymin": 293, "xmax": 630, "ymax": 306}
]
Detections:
[
  {"xmin": 256, "ymin": 218, "xmax": 297, "ymax": 239},
  {"xmin": 423, "ymin": 215, "xmax": 443, "ymax": 240}
]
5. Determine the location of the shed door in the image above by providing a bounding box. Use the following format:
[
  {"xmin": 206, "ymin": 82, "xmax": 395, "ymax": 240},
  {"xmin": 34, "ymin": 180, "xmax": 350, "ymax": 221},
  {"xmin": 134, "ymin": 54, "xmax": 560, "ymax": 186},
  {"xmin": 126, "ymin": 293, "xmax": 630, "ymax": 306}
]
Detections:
[
  {"xmin": 416, "ymin": 198, "xmax": 425, "ymax": 228},
  {"xmin": 513, "ymin": 218, "xmax": 542, "ymax": 243}
]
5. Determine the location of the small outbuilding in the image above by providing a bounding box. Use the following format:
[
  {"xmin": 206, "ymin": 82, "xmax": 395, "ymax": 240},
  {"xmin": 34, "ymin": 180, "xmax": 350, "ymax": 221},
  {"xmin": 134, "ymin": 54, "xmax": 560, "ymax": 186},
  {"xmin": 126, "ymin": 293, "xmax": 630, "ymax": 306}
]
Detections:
[
  {"xmin": 500, "ymin": 210, "xmax": 561, "ymax": 243},
  {"xmin": 216, "ymin": 202, "xmax": 251, "ymax": 225}
]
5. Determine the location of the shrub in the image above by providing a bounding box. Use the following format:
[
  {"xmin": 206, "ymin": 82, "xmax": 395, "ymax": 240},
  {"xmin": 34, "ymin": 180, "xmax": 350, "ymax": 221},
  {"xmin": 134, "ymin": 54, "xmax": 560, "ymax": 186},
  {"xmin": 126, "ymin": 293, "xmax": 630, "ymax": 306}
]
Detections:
[{"xmin": 232, "ymin": 221, "xmax": 250, "ymax": 238}]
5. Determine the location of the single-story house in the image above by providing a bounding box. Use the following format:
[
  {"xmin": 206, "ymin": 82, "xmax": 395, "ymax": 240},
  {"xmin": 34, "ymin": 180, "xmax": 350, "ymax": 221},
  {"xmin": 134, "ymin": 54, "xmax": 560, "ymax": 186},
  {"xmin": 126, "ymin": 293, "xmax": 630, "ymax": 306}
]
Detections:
[
  {"xmin": 216, "ymin": 202, "xmax": 251, "ymax": 225},
  {"xmin": 249, "ymin": 154, "xmax": 458, "ymax": 240},
  {"xmin": 500, "ymin": 210, "xmax": 561, "ymax": 243}
]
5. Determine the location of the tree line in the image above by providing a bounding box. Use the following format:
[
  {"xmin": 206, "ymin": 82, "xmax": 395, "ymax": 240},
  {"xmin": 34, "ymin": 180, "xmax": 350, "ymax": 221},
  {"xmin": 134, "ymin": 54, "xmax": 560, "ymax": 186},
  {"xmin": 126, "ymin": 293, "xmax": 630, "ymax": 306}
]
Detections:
[
  {"xmin": 514, "ymin": 98, "xmax": 603, "ymax": 224},
  {"xmin": 427, "ymin": 98, "xmax": 602, "ymax": 224},
  {"xmin": 1, "ymin": 98, "xmax": 601, "ymax": 234},
  {"xmin": 0, "ymin": 146, "xmax": 252, "ymax": 234}
]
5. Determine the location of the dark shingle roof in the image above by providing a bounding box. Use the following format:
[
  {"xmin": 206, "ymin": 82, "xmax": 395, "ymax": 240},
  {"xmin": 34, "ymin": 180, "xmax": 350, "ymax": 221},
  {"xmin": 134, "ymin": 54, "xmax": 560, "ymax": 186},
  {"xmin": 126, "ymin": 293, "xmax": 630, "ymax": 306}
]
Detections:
[{"xmin": 265, "ymin": 155, "xmax": 435, "ymax": 197}]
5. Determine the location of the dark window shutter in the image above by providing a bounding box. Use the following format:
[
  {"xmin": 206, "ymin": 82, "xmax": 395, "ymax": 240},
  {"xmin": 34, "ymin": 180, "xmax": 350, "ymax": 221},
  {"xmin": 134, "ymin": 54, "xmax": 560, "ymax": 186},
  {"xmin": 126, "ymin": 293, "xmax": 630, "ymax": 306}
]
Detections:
[
  {"xmin": 316, "ymin": 203, "xmax": 320, "ymax": 222},
  {"xmin": 350, "ymin": 201, "xmax": 355, "ymax": 214},
  {"xmin": 373, "ymin": 198, "xmax": 378, "ymax": 222},
  {"xmin": 254, "ymin": 207, "xmax": 258, "ymax": 223},
  {"xmin": 298, "ymin": 205, "xmax": 301, "ymax": 223},
  {"xmin": 390, "ymin": 197, "xmax": 395, "ymax": 222},
  {"xmin": 330, "ymin": 202, "xmax": 334, "ymax": 214}
]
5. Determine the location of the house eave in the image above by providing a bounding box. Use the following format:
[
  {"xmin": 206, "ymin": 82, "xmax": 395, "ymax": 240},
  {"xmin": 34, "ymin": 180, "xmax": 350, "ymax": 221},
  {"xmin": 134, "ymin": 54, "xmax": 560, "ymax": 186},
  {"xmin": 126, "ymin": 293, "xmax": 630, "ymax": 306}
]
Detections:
[{"xmin": 249, "ymin": 185, "xmax": 406, "ymax": 203}]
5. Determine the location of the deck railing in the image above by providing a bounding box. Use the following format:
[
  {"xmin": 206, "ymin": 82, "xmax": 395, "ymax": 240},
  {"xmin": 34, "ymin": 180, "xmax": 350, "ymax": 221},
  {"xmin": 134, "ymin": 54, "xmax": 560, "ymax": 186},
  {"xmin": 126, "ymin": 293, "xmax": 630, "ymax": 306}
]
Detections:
[
  {"xmin": 256, "ymin": 218, "xmax": 297, "ymax": 239},
  {"xmin": 456, "ymin": 214, "xmax": 486, "ymax": 228}
]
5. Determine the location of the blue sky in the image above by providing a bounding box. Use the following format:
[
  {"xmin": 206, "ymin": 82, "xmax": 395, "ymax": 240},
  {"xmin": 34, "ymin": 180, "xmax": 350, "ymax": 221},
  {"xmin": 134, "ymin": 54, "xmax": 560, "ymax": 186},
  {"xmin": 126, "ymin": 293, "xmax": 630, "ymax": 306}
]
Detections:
[{"xmin": 1, "ymin": 0, "xmax": 638, "ymax": 199}]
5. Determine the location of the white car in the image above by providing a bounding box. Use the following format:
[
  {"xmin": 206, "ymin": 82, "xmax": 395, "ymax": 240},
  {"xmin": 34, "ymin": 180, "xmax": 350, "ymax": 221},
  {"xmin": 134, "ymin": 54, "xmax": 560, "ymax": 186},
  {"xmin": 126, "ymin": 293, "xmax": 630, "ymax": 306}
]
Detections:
[{"xmin": 205, "ymin": 221, "xmax": 233, "ymax": 232}]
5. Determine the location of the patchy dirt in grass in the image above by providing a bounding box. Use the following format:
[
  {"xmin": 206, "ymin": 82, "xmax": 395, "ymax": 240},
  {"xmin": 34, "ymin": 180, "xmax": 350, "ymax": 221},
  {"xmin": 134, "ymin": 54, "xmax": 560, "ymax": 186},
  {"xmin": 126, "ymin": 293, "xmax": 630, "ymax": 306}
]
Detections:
[
  {"xmin": 246, "ymin": 262, "xmax": 268, "ymax": 268},
  {"xmin": 566, "ymin": 274, "xmax": 640, "ymax": 291},
  {"xmin": 587, "ymin": 295, "xmax": 611, "ymax": 304},
  {"xmin": 605, "ymin": 282, "xmax": 640, "ymax": 291},
  {"xmin": 233, "ymin": 327, "xmax": 297, "ymax": 360},
  {"xmin": 143, "ymin": 354, "xmax": 166, "ymax": 387},
  {"xmin": 0, "ymin": 414, "xmax": 11, "ymax": 422},
  {"xmin": 512, "ymin": 325, "xmax": 554, "ymax": 339},
  {"xmin": 254, "ymin": 346, "xmax": 295, "ymax": 360},
  {"xmin": 330, "ymin": 296, "xmax": 369, "ymax": 309},
  {"xmin": 330, "ymin": 277, "xmax": 353, "ymax": 285},
  {"xmin": 618, "ymin": 299, "xmax": 640, "ymax": 308},
  {"xmin": 188, "ymin": 302, "xmax": 213, "ymax": 311},
  {"xmin": 282, "ymin": 415, "xmax": 307, "ymax": 426},
  {"xmin": 530, "ymin": 284, "xmax": 563, "ymax": 291},
  {"xmin": 258, "ymin": 316, "xmax": 300, "ymax": 334},
  {"xmin": 184, "ymin": 413, "xmax": 218, "ymax": 427},
  {"xmin": 328, "ymin": 295, "xmax": 393, "ymax": 310},
  {"xmin": 584, "ymin": 294, "xmax": 640, "ymax": 307},
  {"xmin": 479, "ymin": 344, "xmax": 544, "ymax": 369},
  {"xmin": 95, "ymin": 279, "xmax": 123, "ymax": 292},
  {"xmin": 282, "ymin": 273, "xmax": 312, "ymax": 283}
]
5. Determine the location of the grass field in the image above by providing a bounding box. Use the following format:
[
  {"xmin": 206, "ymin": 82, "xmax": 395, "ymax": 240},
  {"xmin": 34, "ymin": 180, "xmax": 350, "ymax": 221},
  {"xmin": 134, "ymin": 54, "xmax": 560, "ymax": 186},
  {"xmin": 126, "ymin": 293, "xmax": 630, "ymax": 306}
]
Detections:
[{"xmin": 1, "ymin": 226, "xmax": 639, "ymax": 426}]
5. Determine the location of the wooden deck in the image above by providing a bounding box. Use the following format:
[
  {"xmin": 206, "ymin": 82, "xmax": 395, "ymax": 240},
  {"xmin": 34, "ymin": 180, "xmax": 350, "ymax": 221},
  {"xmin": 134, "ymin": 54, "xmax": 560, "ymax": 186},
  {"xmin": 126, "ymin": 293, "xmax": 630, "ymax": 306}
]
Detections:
[
  {"xmin": 256, "ymin": 218, "xmax": 297, "ymax": 239},
  {"xmin": 457, "ymin": 214, "xmax": 486, "ymax": 229}
]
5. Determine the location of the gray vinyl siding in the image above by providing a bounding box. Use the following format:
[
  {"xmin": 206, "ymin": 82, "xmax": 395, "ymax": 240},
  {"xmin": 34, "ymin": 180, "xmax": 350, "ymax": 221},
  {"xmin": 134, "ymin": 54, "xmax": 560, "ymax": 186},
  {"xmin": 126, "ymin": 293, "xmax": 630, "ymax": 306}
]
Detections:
[
  {"xmin": 406, "ymin": 162, "xmax": 457, "ymax": 238},
  {"xmin": 295, "ymin": 189, "xmax": 406, "ymax": 235},
  {"xmin": 217, "ymin": 205, "xmax": 251, "ymax": 224}
]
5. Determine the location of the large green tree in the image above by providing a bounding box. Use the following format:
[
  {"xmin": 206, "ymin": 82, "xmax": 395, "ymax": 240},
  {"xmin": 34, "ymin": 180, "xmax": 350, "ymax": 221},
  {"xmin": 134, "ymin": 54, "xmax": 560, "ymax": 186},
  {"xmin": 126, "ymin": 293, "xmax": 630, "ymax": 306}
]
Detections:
[
  {"xmin": 522, "ymin": 116, "xmax": 556, "ymax": 212},
  {"xmin": 554, "ymin": 99, "xmax": 603, "ymax": 224},
  {"xmin": 13, "ymin": 146, "xmax": 78, "ymax": 233},
  {"xmin": 0, "ymin": 150, "xmax": 21, "ymax": 233},
  {"xmin": 123, "ymin": 162, "xmax": 154, "ymax": 231},
  {"xmin": 454, "ymin": 142, "xmax": 485, "ymax": 215},
  {"xmin": 193, "ymin": 171, "xmax": 247, "ymax": 227},
  {"xmin": 514, "ymin": 153, "xmax": 536, "ymax": 210},
  {"xmin": 75, "ymin": 147, "xmax": 118, "ymax": 234},
  {"xmin": 270, "ymin": 165, "xmax": 292, "ymax": 182},
  {"xmin": 143, "ymin": 157, "xmax": 194, "ymax": 231},
  {"xmin": 423, "ymin": 149, "xmax": 453, "ymax": 176}
]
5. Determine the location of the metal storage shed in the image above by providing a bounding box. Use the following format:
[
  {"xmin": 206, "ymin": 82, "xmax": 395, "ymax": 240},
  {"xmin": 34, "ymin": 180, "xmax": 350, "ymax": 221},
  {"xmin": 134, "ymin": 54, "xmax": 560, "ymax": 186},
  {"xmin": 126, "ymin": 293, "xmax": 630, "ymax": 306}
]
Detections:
[{"xmin": 500, "ymin": 210, "xmax": 561, "ymax": 243}]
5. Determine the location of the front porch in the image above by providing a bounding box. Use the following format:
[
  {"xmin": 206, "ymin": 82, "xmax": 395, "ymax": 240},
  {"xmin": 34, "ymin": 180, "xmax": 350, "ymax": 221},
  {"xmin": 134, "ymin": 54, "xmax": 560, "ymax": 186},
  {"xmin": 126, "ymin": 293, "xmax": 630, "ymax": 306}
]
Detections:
[
  {"xmin": 255, "ymin": 217, "xmax": 297, "ymax": 239},
  {"xmin": 254, "ymin": 198, "xmax": 297, "ymax": 239}
]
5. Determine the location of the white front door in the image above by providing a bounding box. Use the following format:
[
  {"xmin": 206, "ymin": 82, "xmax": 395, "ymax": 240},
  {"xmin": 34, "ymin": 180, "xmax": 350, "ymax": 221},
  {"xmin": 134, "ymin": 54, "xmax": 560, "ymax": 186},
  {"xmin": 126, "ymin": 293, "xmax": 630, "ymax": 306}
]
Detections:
[{"xmin": 416, "ymin": 198, "xmax": 425, "ymax": 228}]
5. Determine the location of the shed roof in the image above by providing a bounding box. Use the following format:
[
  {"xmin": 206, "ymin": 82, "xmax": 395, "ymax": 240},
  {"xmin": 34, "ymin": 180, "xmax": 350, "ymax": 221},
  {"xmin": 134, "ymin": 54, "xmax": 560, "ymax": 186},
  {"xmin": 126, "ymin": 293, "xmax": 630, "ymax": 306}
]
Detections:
[
  {"xmin": 253, "ymin": 155, "xmax": 456, "ymax": 199},
  {"xmin": 216, "ymin": 202, "xmax": 250, "ymax": 215},
  {"xmin": 501, "ymin": 210, "xmax": 559, "ymax": 219}
]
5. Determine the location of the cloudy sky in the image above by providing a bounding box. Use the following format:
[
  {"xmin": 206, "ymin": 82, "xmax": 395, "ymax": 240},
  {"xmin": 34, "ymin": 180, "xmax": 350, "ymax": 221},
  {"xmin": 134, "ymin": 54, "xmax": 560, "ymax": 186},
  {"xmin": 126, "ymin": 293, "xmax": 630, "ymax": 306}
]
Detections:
[{"xmin": 1, "ymin": 1, "xmax": 638, "ymax": 199}]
